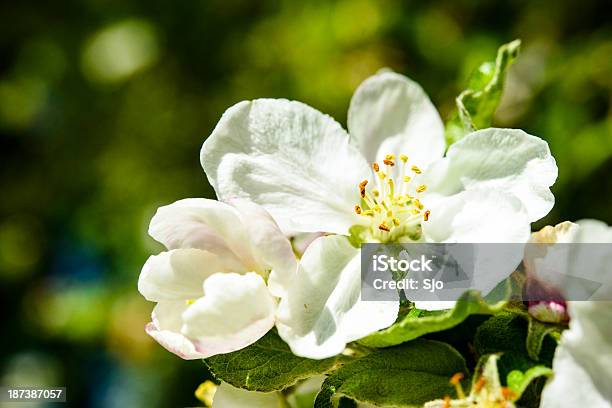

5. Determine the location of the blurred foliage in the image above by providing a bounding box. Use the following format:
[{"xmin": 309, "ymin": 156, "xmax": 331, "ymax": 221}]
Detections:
[{"xmin": 0, "ymin": 0, "xmax": 610, "ymax": 406}]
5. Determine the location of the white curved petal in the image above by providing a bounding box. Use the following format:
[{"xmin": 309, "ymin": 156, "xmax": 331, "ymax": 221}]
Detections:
[
  {"xmin": 230, "ymin": 199, "xmax": 297, "ymax": 298},
  {"xmin": 526, "ymin": 220, "xmax": 612, "ymax": 301},
  {"xmin": 212, "ymin": 383, "xmax": 280, "ymax": 408},
  {"xmin": 540, "ymin": 301, "xmax": 612, "ymax": 407},
  {"xmin": 575, "ymin": 219, "xmax": 612, "ymax": 242},
  {"xmin": 145, "ymin": 301, "xmax": 205, "ymax": 360},
  {"xmin": 417, "ymin": 190, "xmax": 529, "ymax": 309},
  {"xmin": 276, "ymin": 235, "xmax": 399, "ymax": 359},
  {"xmin": 182, "ymin": 272, "xmax": 276, "ymax": 357},
  {"xmin": 138, "ymin": 249, "xmax": 228, "ymax": 302},
  {"xmin": 201, "ymin": 99, "xmax": 370, "ymax": 235},
  {"xmin": 348, "ymin": 71, "xmax": 445, "ymax": 167},
  {"xmin": 424, "ymin": 128, "xmax": 558, "ymax": 222},
  {"xmin": 422, "ymin": 189, "xmax": 530, "ymax": 243},
  {"xmin": 148, "ymin": 198, "xmax": 253, "ymax": 271}
]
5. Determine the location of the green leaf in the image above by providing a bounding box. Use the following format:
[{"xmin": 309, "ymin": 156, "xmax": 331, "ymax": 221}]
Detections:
[
  {"xmin": 359, "ymin": 289, "xmax": 506, "ymax": 348},
  {"xmin": 314, "ymin": 339, "xmax": 468, "ymax": 408},
  {"xmin": 445, "ymin": 39, "xmax": 521, "ymax": 145},
  {"xmin": 204, "ymin": 330, "xmax": 338, "ymax": 392},
  {"xmin": 526, "ymin": 316, "xmax": 563, "ymax": 360},
  {"xmin": 507, "ymin": 366, "xmax": 553, "ymax": 397}
]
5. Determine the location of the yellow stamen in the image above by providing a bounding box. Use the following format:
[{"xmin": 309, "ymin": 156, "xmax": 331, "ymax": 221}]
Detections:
[
  {"xmin": 399, "ymin": 154, "xmax": 408, "ymax": 163},
  {"xmin": 403, "ymin": 176, "xmax": 411, "ymax": 183},
  {"xmin": 424, "ymin": 210, "xmax": 430, "ymax": 221},
  {"xmin": 411, "ymin": 165, "xmax": 422, "ymax": 174},
  {"xmin": 354, "ymin": 205, "xmax": 362, "ymax": 214},
  {"xmin": 416, "ymin": 184, "xmax": 427, "ymax": 193},
  {"xmin": 372, "ymin": 162, "xmax": 379, "ymax": 172},
  {"xmin": 450, "ymin": 373, "xmax": 466, "ymax": 399}
]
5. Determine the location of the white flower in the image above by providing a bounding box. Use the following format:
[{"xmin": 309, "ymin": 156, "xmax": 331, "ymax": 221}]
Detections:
[
  {"xmin": 540, "ymin": 301, "xmax": 612, "ymax": 407},
  {"xmin": 138, "ymin": 198, "xmax": 296, "ymax": 359},
  {"xmin": 201, "ymin": 71, "xmax": 557, "ymax": 358}
]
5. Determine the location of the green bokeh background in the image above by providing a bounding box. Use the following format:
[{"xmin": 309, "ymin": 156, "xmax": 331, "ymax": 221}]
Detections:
[{"xmin": 0, "ymin": 0, "xmax": 610, "ymax": 406}]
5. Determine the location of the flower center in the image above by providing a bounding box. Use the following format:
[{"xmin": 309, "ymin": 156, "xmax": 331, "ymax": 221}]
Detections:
[{"xmin": 354, "ymin": 154, "xmax": 430, "ymax": 242}]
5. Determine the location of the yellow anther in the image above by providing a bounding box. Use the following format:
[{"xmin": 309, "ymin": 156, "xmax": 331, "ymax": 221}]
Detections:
[
  {"xmin": 354, "ymin": 205, "xmax": 362, "ymax": 214},
  {"xmin": 392, "ymin": 218, "xmax": 400, "ymax": 226},
  {"xmin": 450, "ymin": 373, "xmax": 464, "ymax": 386},
  {"xmin": 416, "ymin": 184, "xmax": 427, "ymax": 193},
  {"xmin": 424, "ymin": 210, "xmax": 431, "ymax": 221},
  {"xmin": 372, "ymin": 189, "xmax": 380, "ymax": 197},
  {"xmin": 378, "ymin": 172, "xmax": 387, "ymax": 180},
  {"xmin": 414, "ymin": 199, "xmax": 424, "ymax": 210},
  {"xmin": 383, "ymin": 158, "xmax": 395, "ymax": 166},
  {"xmin": 359, "ymin": 179, "xmax": 368, "ymax": 198},
  {"xmin": 411, "ymin": 165, "xmax": 422, "ymax": 174},
  {"xmin": 399, "ymin": 154, "xmax": 408, "ymax": 163},
  {"xmin": 403, "ymin": 176, "xmax": 411, "ymax": 183},
  {"xmin": 442, "ymin": 396, "xmax": 451, "ymax": 408},
  {"xmin": 386, "ymin": 210, "xmax": 393, "ymax": 217},
  {"xmin": 373, "ymin": 205, "xmax": 382, "ymax": 212},
  {"xmin": 474, "ymin": 376, "xmax": 486, "ymax": 392},
  {"xmin": 378, "ymin": 222, "xmax": 391, "ymax": 232},
  {"xmin": 385, "ymin": 154, "xmax": 395, "ymax": 160},
  {"xmin": 501, "ymin": 387, "xmax": 517, "ymax": 401},
  {"xmin": 372, "ymin": 162, "xmax": 380, "ymax": 172},
  {"xmin": 411, "ymin": 209, "xmax": 420, "ymax": 215}
]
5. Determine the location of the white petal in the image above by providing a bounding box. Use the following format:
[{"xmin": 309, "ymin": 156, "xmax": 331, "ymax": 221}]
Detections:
[
  {"xmin": 182, "ymin": 272, "xmax": 276, "ymax": 357},
  {"xmin": 145, "ymin": 301, "xmax": 206, "ymax": 360},
  {"xmin": 424, "ymin": 128, "xmax": 558, "ymax": 222},
  {"xmin": 417, "ymin": 190, "xmax": 529, "ymax": 309},
  {"xmin": 575, "ymin": 219, "xmax": 612, "ymax": 243},
  {"xmin": 230, "ymin": 199, "xmax": 297, "ymax": 298},
  {"xmin": 277, "ymin": 235, "xmax": 399, "ymax": 359},
  {"xmin": 526, "ymin": 220, "xmax": 612, "ymax": 301},
  {"xmin": 422, "ymin": 189, "xmax": 530, "ymax": 243},
  {"xmin": 212, "ymin": 383, "xmax": 280, "ymax": 408},
  {"xmin": 201, "ymin": 99, "xmax": 370, "ymax": 235},
  {"xmin": 348, "ymin": 71, "xmax": 445, "ymax": 167},
  {"xmin": 138, "ymin": 248, "xmax": 228, "ymax": 302},
  {"xmin": 148, "ymin": 198, "xmax": 253, "ymax": 271},
  {"xmin": 540, "ymin": 301, "xmax": 612, "ymax": 407}
]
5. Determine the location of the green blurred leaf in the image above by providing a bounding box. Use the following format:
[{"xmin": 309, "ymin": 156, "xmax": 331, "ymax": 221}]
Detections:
[
  {"xmin": 204, "ymin": 330, "xmax": 338, "ymax": 392},
  {"xmin": 359, "ymin": 290, "xmax": 507, "ymax": 348},
  {"xmin": 445, "ymin": 39, "xmax": 521, "ymax": 145},
  {"xmin": 314, "ymin": 339, "xmax": 468, "ymax": 408}
]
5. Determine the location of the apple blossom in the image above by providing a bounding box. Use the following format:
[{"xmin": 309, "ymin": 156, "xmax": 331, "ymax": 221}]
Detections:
[
  {"xmin": 200, "ymin": 71, "xmax": 557, "ymax": 358},
  {"xmin": 138, "ymin": 198, "xmax": 296, "ymax": 359}
]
